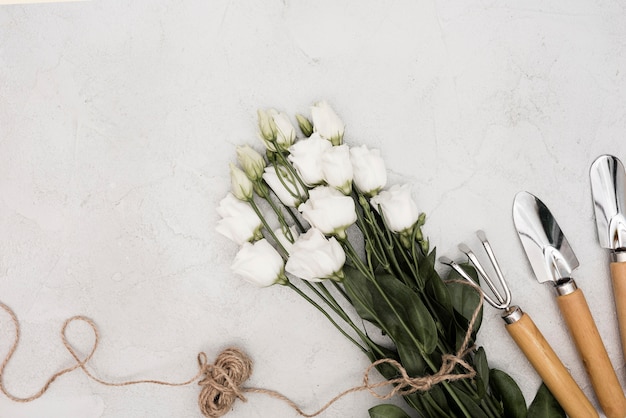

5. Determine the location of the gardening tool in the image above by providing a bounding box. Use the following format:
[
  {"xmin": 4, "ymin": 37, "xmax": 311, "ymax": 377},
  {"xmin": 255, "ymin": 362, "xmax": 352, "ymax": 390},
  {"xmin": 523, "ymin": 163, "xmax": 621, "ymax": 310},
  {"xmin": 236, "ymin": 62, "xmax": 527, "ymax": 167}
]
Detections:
[
  {"xmin": 513, "ymin": 191, "xmax": 626, "ymax": 418},
  {"xmin": 590, "ymin": 155, "xmax": 626, "ymax": 362},
  {"xmin": 440, "ymin": 231, "xmax": 597, "ymax": 418}
]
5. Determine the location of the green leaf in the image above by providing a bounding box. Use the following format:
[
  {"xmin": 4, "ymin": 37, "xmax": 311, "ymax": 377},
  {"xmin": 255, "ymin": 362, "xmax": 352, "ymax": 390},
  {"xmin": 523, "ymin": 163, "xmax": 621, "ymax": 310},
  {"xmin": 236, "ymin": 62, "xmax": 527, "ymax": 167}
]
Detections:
[
  {"xmin": 344, "ymin": 265, "xmax": 437, "ymax": 371},
  {"xmin": 527, "ymin": 383, "xmax": 565, "ymax": 418},
  {"xmin": 396, "ymin": 341, "xmax": 427, "ymax": 376},
  {"xmin": 449, "ymin": 385, "xmax": 489, "ymax": 418},
  {"xmin": 474, "ymin": 347, "xmax": 489, "ymax": 397},
  {"xmin": 419, "ymin": 249, "xmax": 438, "ymax": 282},
  {"xmin": 364, "ymin": 344, "xmax": 403, "ymax": 382},
  {"xmin": 368, "ymin": 404, "xmax": 411, "ymax": 418},
  {"xmin": 342, "ymin": 265, "xmax": 379, "ymax": 325},
  {"xmin": 345, "ymin": 263, "xmax": 438, "ymax": 354},
  {"xmin": 446, "ymin": 265, "xmax": 483, "ymax": 350},
  {"xmin": 446, "ymin": 266, "xmax": 483, "ymax": 327},
  {"xmin": 405, "ymin": 391, "xmax": 452, "ymax": 418},
  {"xmin": 371, "ymin": 273, "xmax": 438, "ymax": 354},
  {"xmin": 423, "ymin": 270, "xmax": 452, "ymax": 312},
  {"xmin": 418, "ymin": 249, "xmax": 459, "ymax": 354},
  {"xmin": 423, "ymin": 385, "xmax": 452, "ymax": 417},
  {"xmin": 423, "ymin": 257, "xmax": 454, "ymax": 323},
  {"xmin": 489, "ymin": 369, "xmax": 527, "ymax": 418},
  {"xmin": 401, "ymin": 393, "xmax": 424, "ymax": 415},
  {"xmin": 424, "ymin": 275, "xmax": 457, "ymax": 348}
]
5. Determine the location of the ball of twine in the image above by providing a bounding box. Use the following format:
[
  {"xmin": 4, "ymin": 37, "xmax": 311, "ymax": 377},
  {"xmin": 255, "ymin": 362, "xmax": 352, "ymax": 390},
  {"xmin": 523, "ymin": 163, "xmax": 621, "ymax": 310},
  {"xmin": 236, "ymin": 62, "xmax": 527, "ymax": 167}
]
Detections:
[
  {"xmin": 1, "ymin": 282, "xmax": 482, "ymax": 418},
  {"xmin": 196, "ymin": 348, "xmax": 253, "ymax": 418}
]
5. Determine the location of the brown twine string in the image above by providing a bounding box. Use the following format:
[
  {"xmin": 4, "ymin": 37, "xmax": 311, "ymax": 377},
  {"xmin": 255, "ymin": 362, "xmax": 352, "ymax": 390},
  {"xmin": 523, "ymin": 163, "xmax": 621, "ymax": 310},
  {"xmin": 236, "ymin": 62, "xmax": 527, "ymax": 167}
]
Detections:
[{"xmin": 0, "ymin": 280, "xmax": 483, "ymax": 417}]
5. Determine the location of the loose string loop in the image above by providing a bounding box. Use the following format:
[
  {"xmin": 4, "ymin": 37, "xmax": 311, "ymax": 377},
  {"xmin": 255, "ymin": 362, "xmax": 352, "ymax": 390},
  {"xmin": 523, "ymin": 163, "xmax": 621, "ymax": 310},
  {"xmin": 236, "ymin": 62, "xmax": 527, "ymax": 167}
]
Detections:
[{"xmin": 0, "ymin": 280, "xmax": 483, "ymax": 417}]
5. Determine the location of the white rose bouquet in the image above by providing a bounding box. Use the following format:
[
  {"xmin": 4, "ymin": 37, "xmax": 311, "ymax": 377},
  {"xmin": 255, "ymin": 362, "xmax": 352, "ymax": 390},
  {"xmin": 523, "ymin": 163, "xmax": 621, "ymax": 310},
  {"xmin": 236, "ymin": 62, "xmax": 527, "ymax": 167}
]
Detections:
[{"xmin": 217, "ymin": 103, "xmax": 564, "ymax": 418}]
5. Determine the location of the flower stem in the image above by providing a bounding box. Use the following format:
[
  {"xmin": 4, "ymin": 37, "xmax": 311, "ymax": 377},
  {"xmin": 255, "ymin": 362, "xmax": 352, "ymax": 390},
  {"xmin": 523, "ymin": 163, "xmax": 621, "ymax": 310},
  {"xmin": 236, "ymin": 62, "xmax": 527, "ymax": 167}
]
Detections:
[
  {"xmin": 330, "ymin": 280, "xmax": 352, "ymax": 305},
  {"xmin": 343, "ymin": 238, "xmax": 474, "ymax": 417},
  {"xmin": 270, "ymin": 159, "xmax": 306, "ymax": 203},
  {"xmin": 354, "ymin": 192, "xmax": 390, "ymax": 270},
  {"xmin": 261, "ymin": 186, "xmax": 290, "ymax": 226},
  {"xmin": 390, "ymin": 232, "xmax": 423, "ymax": 288},
  {"xmin": 248, "ymin": 199, "xmax": 290, "ymax": 256},
  {"xmin": 286, "ymin": 207, "xmax": 306, "ymax": 233},
  {"xmin": 355, "ymin": 212, "xmax": 389, "ymax": 271},
  {"xmin": 379, "ymin": 221, "xmax": 416, "ymax": 287},
  {"xmin": 342, "ymin": 239, "xmax": 375, "ymax": 281},
  {"xmin": 274, "ymin": 151, "xmax": 309, "ymax": 197},
  {"xmin": 258, "ymin": 178, "xmax": 307, "ymax": 234},
  {"xmin": 287, "ymin": 282, "xmax": 368, "ymax": 354},
  {"xmin": 358, "ymin": 194, "xmax": 414, "ymax": 286},
  {"xmin": 480, "ymin": 398, "xmax": 500, "ymax": 418},
  {"xmin": 410, "ymin": 231, "xmax": 421, "ymax": 274},
  {"xmin": 422, "ymin": 392, "xmax": 453, "ymax": 417},
  {"xmin": 312, "ymin": 282, "xmax": 385, "ymax": 358}
]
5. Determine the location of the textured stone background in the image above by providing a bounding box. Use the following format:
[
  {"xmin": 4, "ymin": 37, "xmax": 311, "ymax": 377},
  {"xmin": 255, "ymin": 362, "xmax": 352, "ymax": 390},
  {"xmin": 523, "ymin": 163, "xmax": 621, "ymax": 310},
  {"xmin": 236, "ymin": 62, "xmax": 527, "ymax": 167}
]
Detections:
[{"xmin": 1, "ymin": 1, "xmax": 626, "ymax": 417}]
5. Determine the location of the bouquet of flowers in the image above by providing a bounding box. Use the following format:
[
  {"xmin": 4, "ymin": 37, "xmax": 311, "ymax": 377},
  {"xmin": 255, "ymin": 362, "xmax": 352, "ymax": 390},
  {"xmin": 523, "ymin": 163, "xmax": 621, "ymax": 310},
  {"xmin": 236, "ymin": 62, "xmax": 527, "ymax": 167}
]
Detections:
[{"xmin": 216, "ymin": 101, "xmax": 564, "ymax": 418}]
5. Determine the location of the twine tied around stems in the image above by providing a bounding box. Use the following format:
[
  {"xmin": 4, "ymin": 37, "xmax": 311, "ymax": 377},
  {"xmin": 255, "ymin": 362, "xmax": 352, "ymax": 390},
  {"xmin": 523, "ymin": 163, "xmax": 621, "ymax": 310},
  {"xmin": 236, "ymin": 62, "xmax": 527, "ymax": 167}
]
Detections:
[{"xmin": 0, "ymin": 282, "xmax": 482, "ymax": 417}]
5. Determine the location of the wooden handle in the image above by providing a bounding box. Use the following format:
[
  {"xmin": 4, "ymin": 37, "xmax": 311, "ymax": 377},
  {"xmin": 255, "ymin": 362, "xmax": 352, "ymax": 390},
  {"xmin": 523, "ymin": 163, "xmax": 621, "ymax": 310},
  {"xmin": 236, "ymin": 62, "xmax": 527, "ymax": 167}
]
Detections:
[
  {"xmin": 611, "ymin": 261, "xmax": 626, "ymax": 366},
  {"xmin": 557, "ymin": 288, "xmax": 626, "ymax": 418},
  {"xmin": 506, "ymin": 312, "xmax": 598, "ymax": 418}
]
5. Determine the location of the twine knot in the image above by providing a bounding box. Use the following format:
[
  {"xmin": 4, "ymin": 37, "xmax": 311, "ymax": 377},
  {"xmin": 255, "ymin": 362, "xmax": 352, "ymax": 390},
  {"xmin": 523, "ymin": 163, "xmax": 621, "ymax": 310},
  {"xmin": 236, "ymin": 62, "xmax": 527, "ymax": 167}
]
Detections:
[
  {"xmin": 196, "ymin": 348, "xmax": 253, "ymax": 418},
  {"xmin": 363, "ymin": 346, "xmax": 476, "ymax": 400},
  {"xmin": 0, "ymin": 279, "xmax": 483, "ymax": 417}
]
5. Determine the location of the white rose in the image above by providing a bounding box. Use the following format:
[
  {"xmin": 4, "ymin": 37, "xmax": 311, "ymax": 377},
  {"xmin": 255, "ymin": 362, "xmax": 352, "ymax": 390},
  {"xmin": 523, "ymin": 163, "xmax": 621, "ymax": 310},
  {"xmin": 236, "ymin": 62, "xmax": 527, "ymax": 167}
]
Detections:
[
  {"xmin": 298, "ymin": 186, "xmax": 356, "ymax": 239},
  {"xmin": 370, "ymin": 184, "xmax": 420, "ymax": 233},
  {"xmin": 295, "ymin": 113, "xmax": 313, "ymax": 137},
  {"xmin": 216, "ymin": 193, "xmax": 262, "ymax": 245},
  {"xmin": 271, "ymin": 110, "xmax": 296, "ymax": 150},
  {"xmin": 262, "ymin": 165, "xmax": 308, "ymax": 208},
  {"xmin": 236, "ymin": 145, "xmax": 266, "ymax": 181},
  {"xmin": 273, "ymin": 226, "xmax": 299, "ymax": 255},
  {"xmin": 285, "ymin": 228, "xmax": 346, "ymax": 282},
  {"xmin": 229, "ymin": 163, "xmax": 254, "ymax": 201},
  {"xmin": 257, "ymin": 108, "xmax": 277, "ymax": 149},
  {"xmin": 321, "ymin": 144, "xmax": 353, "ymax": 194},
  {"xmin": 231, "ymin": 239, "xmax": 286, "ymax": 287},
  {"xmin": 350, "ymin": 145, "xmax": 387, "ymax": 196},
  {"xmin": 311, "ymin": 101, "xmax": 345, "ymax": 145},
  {"xmin": 288, "ymin": 133, "xmax": 332, "ymax": 186}
]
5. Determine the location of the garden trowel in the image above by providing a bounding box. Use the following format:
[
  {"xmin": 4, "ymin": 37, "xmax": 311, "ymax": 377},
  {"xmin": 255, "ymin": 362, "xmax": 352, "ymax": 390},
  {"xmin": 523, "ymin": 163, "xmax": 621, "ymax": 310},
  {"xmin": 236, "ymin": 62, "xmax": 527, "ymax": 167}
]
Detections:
[
  {"xmin": 513, "ymin": 191, "xmax": 626, "ymax": 418},
  {"xmin": 441, "ymin": 231, "xmax": 597, "ymax": 418},
  {"xmin": 591, "ymin": 155, "xmax": 626, "ymax": 360}
]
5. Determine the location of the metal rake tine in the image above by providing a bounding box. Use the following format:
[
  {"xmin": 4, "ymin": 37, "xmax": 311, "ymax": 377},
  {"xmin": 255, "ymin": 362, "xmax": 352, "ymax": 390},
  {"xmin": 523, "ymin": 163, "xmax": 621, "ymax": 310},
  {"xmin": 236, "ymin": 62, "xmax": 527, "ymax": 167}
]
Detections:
[
  {"xmin": 439, "ymin": 256, "xmax": 476, "ymax": 284},
  {"xmin": 476, "ymin": 231, "xmax": 512, "ymax": 307},
  {"xmin": 439, "ymin": 255, "xmax": 503, "ymax": 309},
  {"xmin": 458, "ymin": 243, "xmax": 507, "ymax": 308}
]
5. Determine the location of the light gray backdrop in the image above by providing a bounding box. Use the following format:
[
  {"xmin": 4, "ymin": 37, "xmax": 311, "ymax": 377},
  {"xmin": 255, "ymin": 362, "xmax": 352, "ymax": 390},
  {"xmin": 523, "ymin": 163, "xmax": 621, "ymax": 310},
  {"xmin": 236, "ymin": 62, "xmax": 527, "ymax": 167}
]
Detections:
[{"xmin": 1, "ymin": 1, "xmax": 626, "ymax": 417}]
